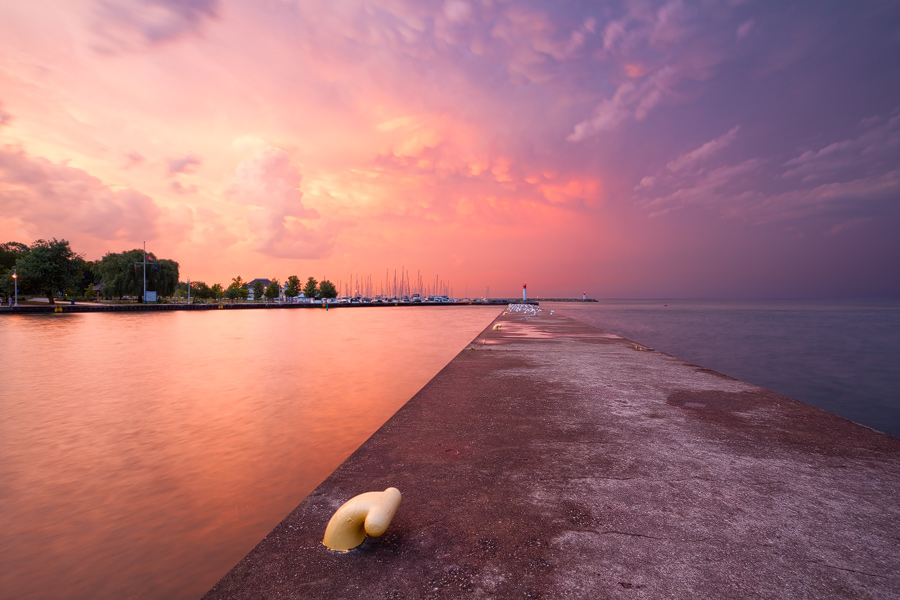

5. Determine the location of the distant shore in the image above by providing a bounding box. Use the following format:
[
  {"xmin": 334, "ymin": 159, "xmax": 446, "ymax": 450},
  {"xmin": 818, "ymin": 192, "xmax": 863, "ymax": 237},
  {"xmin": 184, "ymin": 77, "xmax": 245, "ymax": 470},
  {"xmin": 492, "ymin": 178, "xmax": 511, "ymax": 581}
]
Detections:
[{"xmin": 0, "ymin": 298, "xmax": 602, "ymax": 315}]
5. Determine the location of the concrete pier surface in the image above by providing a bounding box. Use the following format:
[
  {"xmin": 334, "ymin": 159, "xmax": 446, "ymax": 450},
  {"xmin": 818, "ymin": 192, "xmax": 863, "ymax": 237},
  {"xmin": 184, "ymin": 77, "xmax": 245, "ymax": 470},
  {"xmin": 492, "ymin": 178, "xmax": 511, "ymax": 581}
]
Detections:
[{"xmin": 204, "ymin": 311, "xmax": 900, "ymax": 599}]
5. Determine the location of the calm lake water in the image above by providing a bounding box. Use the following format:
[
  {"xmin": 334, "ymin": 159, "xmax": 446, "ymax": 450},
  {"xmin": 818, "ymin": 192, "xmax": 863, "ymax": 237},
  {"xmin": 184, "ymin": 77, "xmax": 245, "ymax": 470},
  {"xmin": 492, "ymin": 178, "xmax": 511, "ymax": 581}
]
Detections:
[
  {"xmin": 0, "ymin": 306, "xmax": 499, "ymax": 600},
  {"xmin": 548, "ymin": 299, "xmax": 900, "ymax": 438}
]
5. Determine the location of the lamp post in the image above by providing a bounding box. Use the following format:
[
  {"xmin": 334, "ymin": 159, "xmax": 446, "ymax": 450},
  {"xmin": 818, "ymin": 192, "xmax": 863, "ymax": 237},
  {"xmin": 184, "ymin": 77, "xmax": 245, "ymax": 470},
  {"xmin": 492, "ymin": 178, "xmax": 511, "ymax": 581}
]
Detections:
[
  {"xmin": 187, "ymin": 278, "xmax": 191, "ymax": 305},
  {"xmin": 12, "ymin": 269, "xmax": 18, "ymax": 308}
]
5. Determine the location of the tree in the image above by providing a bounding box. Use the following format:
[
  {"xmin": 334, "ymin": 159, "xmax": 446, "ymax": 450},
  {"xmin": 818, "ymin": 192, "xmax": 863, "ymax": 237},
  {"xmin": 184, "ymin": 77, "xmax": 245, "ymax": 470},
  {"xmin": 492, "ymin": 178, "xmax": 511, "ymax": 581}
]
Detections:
[
  {"xmin": 191, "ymin": 281, "xmax": 213, "ymax": 301},
  {"xmin": 211, "ymin": 283, "xmax": 224, "ymax": 300},
  {"xmin": 15, "ymin": 238, "xmax": 82, "ymax": 304},
  {"xmin": 72, "ymin": 258, "xmax": 98, "ymax": 298},
  {"xmin": 265, "ymin": 278, "xmax": 281, "ymax": 301},
  {"xmin": 302, "ymin": 276, "xmax": 319, "ymax": 299},
  {"xmin": 284, "ymin": 275, "xmax": 301, "ymax": 301},
  {"xmin": 225, "ymin": 276, "xmax": 249, "ymax": 301},
  {"xmin": 0, "ymin": 242, "xmax": 29, "ymax": 302},
  {"xmin": 252, "ymin": 280, "xmax": 265, "ymax": 302},
  {"xmin": 0, "ymin": 241, "xmax": 28, "ymax": 270},
  {"xmin": 319, "ymin": 279, "xmax": 338, "ymax": 299},
  {"xmin": 96, "ymin": 249, "xmax": 178, "ymax": 301}
]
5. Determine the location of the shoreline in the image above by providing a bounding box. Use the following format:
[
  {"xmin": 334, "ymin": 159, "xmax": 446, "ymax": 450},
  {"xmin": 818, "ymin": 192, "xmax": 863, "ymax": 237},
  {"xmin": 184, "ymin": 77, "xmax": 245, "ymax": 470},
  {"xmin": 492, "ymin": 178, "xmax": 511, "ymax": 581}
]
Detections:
[{"xmin": 0, "ymin": 299, "xmax": 559, "ymax": 314}]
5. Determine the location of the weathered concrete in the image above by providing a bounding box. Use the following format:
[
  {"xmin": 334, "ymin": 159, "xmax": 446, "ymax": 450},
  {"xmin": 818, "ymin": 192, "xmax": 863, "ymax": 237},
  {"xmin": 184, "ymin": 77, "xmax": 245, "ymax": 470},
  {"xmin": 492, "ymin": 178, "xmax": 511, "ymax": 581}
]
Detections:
[{"xmin": 204, "ymin": 311, "xmax": 900, "ymax": 599}]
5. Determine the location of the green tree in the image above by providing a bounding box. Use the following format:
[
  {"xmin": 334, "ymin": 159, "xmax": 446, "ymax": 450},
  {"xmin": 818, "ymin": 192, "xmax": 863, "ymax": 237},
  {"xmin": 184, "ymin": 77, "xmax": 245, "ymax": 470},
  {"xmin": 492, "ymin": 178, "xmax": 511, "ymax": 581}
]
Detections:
[
  {"xmin": 226, "ymin": 276, "xmax": 249, "ymax": 301},
  {"xmin": 252, "ymin": 280, "xmax": 265, "ymax": 302},
  {"xmin": 191, "ymin": 281, "xmax": 213, "ymax": 301},
  {"xmin": 0, "ymin": 241, "xmax": 28, "ymax": 270},
  {"xmin": 96, "ymin": 249, "xmax": 179, "ymax": 301},
  {"xmin": 302, "ymin": 276, "xmax": 319, "ymax": 299},
  {"xmin": 319, "ymin": 279, "xmax": 338, "ymax": 299},
  {"xmin": 284, "ymin": 275, "xmax": 301, "ymax": 301},
  {"xmin": 72, "ymin": 258, "xmax": 98, "ymax": 299},
  {"xmin": 15, "ymin": 238, "xmax": 82, "ymax": 304},
  {"xmin": 265, "ymin": 278, "xmax": 280, "ymax": 301},
  {"xmin": 0, "ymin": 242, "xmax": 29, "ymax": 302},
  {"xmin": 211, "ymin": 283, "xmax": 224, "ymax": 300}
]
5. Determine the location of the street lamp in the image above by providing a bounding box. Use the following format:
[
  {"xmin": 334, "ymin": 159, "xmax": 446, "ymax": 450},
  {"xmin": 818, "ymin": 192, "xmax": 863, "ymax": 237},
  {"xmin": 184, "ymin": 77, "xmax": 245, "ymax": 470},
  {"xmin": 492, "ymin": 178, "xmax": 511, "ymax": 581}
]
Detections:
[
  {"xmin": 187, "ymin": 278, "xmax": 191, "ymax": 305},
  {"xmin": 12, "ymin": 269, "xmax": 17, "ymax": 307}
]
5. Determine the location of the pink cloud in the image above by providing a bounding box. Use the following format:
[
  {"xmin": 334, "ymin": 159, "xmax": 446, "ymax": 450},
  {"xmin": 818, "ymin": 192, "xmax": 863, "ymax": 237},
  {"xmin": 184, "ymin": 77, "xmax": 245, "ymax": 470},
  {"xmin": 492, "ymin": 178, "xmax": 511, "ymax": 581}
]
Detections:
[
  {"xmin": 0, "ymin": 145, "xmax": 164, "ymax": 242},
  {"xmin": 0, "ymin": 102, "xmax": 11, "ymax": 128},
  {"xmin": 227, "ymin": 144, "xmax": 339, "ymax": 259},
  {"xmin": 442, "ymin": 0, "xmax": 471, "ymax": 24}
]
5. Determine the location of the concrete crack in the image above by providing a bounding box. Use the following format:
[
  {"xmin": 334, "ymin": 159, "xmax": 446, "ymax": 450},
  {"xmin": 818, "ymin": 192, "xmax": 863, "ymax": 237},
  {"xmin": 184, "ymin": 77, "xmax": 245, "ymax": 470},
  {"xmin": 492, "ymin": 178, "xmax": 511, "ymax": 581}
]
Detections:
[
  {"xmin": 805, "ymin": 560, "xmax": 887, "ymax": 579},
  {"xmin": 591, "ymin": 529, "xmax": 666, "ymax": 540}
]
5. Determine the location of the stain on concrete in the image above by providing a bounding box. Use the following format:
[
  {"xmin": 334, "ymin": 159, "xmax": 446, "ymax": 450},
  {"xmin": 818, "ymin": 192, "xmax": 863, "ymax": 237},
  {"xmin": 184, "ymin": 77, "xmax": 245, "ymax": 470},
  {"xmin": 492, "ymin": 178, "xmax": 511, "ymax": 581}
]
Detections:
[{"xmin": 667, "ymin": 389, "xmax": 764, "ymax": 413}]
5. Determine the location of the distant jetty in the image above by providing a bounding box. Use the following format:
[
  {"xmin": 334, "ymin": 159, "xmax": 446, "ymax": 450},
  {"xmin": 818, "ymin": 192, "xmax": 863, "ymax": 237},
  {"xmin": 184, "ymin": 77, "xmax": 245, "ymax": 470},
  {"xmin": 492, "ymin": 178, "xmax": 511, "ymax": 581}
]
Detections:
[{"xmin": 531, "ymin": 297, "xmax": 599, "ymax": 302}]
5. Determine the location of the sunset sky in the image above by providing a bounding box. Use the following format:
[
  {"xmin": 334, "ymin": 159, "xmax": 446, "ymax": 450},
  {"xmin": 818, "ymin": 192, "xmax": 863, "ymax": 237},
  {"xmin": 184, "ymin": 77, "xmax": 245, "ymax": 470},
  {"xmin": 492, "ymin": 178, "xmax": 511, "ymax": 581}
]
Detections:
[{"xmin": 1, "ymin": 0, "xmax": 898, "ymax": 298}]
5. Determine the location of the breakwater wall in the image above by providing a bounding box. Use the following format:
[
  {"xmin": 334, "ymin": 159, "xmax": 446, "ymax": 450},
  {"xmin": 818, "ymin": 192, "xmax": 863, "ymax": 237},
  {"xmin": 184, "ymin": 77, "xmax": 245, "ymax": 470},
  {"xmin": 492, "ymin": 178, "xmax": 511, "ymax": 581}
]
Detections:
[{"xmin": 205, "ymin": 309, "xmax": 900, "ymax": 598}]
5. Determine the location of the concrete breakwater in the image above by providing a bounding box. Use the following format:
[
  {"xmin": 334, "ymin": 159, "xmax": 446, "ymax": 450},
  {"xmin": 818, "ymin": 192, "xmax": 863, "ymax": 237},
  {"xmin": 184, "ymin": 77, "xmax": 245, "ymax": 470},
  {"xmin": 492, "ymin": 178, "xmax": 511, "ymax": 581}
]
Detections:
[{"xmin": 204, "ymin": 310, "xmax": 900, "ymax": 599}]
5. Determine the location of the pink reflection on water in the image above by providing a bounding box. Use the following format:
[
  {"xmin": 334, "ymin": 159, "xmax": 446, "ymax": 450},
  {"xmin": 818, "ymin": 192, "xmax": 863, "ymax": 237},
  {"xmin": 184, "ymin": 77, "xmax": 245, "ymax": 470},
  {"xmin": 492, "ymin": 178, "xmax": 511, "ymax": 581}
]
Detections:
[{"xmin": 0, "ymin": 307, "xmax": 498, "ymax": 599}]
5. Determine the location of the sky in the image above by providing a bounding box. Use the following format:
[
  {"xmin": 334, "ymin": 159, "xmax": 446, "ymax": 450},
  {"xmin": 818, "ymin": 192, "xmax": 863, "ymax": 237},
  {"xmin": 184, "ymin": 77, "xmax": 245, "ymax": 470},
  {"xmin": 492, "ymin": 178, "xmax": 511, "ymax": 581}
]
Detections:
[{"xmin": 1, "ymin": 0, "xmax": 899, "ymax": 299}]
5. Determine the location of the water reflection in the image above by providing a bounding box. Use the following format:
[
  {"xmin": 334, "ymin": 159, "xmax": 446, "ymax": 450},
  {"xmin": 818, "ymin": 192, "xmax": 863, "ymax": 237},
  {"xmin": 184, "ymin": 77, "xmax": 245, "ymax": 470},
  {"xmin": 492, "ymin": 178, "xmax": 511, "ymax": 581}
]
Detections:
[{"xmin": 0, "ymin": 307, "xmax": 498, "ymax": 599}]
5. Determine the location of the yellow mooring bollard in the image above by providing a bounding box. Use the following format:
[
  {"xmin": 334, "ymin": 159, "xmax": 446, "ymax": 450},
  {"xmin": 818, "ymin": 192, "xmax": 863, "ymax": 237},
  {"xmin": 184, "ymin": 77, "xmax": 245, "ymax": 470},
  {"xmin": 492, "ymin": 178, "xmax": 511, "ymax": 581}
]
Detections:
[{"xmin": 322, "ymin": 487, "xmax": 402, "ymax": 552}]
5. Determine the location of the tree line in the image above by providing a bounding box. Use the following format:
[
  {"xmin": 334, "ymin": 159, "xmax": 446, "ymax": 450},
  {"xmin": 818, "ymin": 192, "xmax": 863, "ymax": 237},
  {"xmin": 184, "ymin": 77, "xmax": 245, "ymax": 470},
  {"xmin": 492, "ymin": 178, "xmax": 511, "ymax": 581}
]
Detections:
[
  {"xmin": 178, "ymin": 275, "xmax": 338, "ymax": 302},
  {"xmin": 1, "ymin": 239, "xmax": 179, "ymax": 305},
  {"xmin": 2, "ymin": 239, "xmax": 338, "ymax": 305}
]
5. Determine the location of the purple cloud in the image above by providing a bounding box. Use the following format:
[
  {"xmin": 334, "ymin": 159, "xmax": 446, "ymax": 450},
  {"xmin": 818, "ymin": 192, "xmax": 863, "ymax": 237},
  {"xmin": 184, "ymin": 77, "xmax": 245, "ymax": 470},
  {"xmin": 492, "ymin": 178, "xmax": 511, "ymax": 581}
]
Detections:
[
  {"xmin": 667, "ymin": 126, "xmax": 741, "ymax": 173},
  {"xmin": 92, "ymin": 0, "xmax": 220, "ymax": 53},
  {"xmin": 168, "ymin": 154, "xmax": 202, "ymax": 176},
  {"xmin": 634, "ymin": 109, "xmax": 900, "ymax": 226},
  {"xmin": 171, "ymin": 180, "xmax": 197, "ymax": 194},
  {"xmin": 123, "ymin": 151, "xmax": 145, "ymax": 169},
  {"xmin": 782, "ymin": 112, "xmax": 900, "ymax": 183}
]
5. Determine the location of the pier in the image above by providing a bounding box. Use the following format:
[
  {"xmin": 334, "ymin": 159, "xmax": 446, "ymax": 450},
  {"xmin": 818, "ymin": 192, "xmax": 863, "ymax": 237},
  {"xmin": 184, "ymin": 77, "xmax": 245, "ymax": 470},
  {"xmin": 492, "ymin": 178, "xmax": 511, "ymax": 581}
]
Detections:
[{"xmin": 204, "ymin": 309, "xmax": 900, "ymax": 598}]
